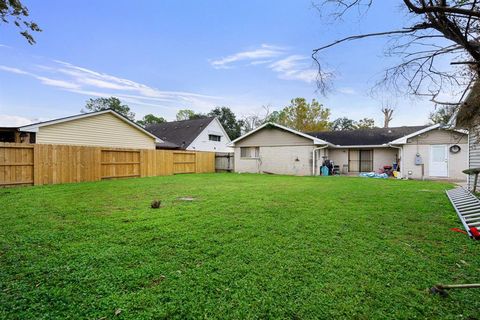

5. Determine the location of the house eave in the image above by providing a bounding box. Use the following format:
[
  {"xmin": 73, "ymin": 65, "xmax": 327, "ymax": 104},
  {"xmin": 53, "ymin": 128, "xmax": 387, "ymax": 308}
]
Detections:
[
  {"xmin": 328, "ymin": 144, "xmax": 390, "ymax": 148},
  {"xmin": 18, "ymin": 109, "xmax": 162, "ymax": 142},
  {"xmin": 229, "ymin": 122, "xmax": 329, "ymax": 147}
]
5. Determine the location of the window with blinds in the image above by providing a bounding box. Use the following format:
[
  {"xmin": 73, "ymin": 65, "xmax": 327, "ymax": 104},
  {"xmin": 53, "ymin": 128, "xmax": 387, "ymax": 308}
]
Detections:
[{"xmin": 240, "ymin": 147, "xmax": 260, "ymax": 158}]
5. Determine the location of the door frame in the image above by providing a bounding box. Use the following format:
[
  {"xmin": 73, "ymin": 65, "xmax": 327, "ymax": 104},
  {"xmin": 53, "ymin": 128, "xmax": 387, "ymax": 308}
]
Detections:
[
  {"xmin": 348, "ymin": 149, "xmax": 373, "ymax": 172},
  {"xmin": 429, "ymin": 144, "xmax": 449, "ymax": 177}
]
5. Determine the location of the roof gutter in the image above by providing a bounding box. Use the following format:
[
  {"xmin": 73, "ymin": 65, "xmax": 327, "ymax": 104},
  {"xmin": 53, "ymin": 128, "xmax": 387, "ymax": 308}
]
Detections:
[{"xmin": 329, "ymin": 144, "xmax": 389, "ymax": 149}]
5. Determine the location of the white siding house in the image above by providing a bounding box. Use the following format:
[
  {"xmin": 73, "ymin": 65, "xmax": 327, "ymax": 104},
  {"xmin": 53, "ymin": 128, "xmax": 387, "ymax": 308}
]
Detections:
[
  {"xmin": 468, "ymin": 131, "xmax": 480, "ymax": 189},
  {"xmin": 187, "ymin": 118, "xmax": 232, "ymax": 152},
  {"xmin": 147, "ymin": 117, "xmax": 232, "ymax": 152},
  {"xmin": 18, "ymin": 110, "xmax": 159, "ymax": 149}
]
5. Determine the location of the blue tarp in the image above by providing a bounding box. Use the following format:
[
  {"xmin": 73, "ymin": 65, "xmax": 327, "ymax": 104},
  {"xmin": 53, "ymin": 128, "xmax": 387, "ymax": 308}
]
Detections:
[{"xmin": 359, "ymin": 172, "xmax": 389, "ymax": 179}]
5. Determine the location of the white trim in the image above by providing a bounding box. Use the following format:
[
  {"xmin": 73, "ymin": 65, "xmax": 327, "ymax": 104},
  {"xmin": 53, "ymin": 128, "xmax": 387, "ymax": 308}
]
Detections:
[
  {"xmin": 389, "ymin": 124, "xmax": 441, "ymax": 144},
  {"xmin": 389, "ymin": 124, "xmax": 467, "ymax": 145},
  {"xmin": 19, "ymin": 109, "xmax": 162, "ymax": 142},
  {"xmin": 389, "ymin": 144, "xmax": 403, "ymax": 178},
  {"xmin": 186, "ymin": 117, "xmax": 231, "ymax": 149},
  {"xmin": 229, "ymin": 122, "xmax": 329, "ymax": 146},
  {"xmin": 329, "ymin": 144, "xmax": 389, "ymax": 149},
  {"xmin": 312, "ymin": 145, "xmax": 329, "ymax": 176}
]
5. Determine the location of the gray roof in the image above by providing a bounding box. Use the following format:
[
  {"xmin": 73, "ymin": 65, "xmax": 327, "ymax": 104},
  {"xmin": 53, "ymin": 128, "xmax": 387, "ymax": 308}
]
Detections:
[
  {"xmin": 306, "ymin": 126, "xmax": 429, "ymax": 146},
  {"xmin": 155, "ymin": 140, "xmax": 181, "ymax": 149},
  {"xmin": 146, "ymin": 117, "xmax": 215, "ymax": 149}
]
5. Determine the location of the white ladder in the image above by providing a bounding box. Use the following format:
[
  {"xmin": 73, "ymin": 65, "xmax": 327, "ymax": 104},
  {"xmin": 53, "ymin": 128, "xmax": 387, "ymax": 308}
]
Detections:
[{"xmin": 446, "ymin": 187, "xmax": 480, "ymax": 238}]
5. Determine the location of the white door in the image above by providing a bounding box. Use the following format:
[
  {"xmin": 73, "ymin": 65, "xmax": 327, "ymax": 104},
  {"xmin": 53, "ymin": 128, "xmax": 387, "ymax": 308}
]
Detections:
[{"xmin": 430, "ymin": 145, "xmax": 448, "ymax": 177}]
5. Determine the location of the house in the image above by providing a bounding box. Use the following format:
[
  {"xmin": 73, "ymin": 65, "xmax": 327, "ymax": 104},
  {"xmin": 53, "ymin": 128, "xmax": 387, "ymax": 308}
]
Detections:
[
  {"xmin": 0, "ymin": 109, "xmax": 159, "ymax": 149},
  {"xmin": 230, "ymin": 122, "xmax": 468, "ymax": 180},
  {"xmin": 146, "ymin": 117, "xmax": 232, "ymax": 152},
  {"xmin": 455, "ymin": 81, "xmax": 480, "ymax": 190}
]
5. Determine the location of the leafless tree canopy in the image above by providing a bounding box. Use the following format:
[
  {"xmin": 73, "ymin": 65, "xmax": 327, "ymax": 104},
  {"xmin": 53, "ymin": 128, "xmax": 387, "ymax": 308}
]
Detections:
[{"xmin": 313, "ymin": 1, "xmax": 480, "ymax": 104}]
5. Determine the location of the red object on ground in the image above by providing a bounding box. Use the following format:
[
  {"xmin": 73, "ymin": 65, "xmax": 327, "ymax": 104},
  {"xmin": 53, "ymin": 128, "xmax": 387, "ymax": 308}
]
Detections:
[
  {"xmin": 451, "ymin": 228, "xmax": 468, "ymax": 235},
  {"xmin": 469, "ymin": 227, "xmax": 480, "ymax": 240}
]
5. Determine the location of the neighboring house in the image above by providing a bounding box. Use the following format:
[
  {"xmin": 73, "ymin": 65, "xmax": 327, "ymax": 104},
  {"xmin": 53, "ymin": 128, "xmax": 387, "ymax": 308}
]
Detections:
[
  {"xmin": 230, "ymin": 122, "xmax": 468, "ymax": 180},
  {"xmin": 455, "ymin": 81, "xmax": 480, "ymax": 190},
  {"xmin": 0, "ymin": 109, "xmax": 159, "ymax": 149},
  {"xmin": 146, "ymin": 117, "xmax": 232, "ymax": 152}
]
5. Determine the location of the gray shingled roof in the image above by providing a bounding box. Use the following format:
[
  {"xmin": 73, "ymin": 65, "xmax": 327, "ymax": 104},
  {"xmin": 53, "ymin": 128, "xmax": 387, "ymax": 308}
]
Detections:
[
  {"xmin": 146, "ymin": 117, "xmax": 215, "ymax": 149},
  {"xmin": 306, "ymin": 126, "xmax": 429, "ymax": 146}
]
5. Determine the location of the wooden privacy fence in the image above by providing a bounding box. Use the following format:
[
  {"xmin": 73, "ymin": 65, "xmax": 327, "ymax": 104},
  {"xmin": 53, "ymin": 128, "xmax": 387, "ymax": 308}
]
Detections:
[{"xmin": 0, "ymin": 143, "xmax": 215, "ymax": 187}]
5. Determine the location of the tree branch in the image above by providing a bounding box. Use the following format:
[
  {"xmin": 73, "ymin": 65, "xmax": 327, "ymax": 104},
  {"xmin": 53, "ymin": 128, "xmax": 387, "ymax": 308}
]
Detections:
[
  {"xmin": 403, "ymin": 0, "xmax": 480, "ymax": 18},
  {"xmin": 312, "ymin": 23, "xmax": 432, "ymax": 54}
]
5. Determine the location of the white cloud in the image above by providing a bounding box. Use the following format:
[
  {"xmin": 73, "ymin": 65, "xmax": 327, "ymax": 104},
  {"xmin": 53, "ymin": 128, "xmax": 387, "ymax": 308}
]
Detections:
[
  {"xmin": 0, "ymin": 114, "xmax": 33, "ymax": 126},
  {"xmin": 210, "ymin": 44, "xmax": 285, "ymax": 69},
  {"xmin": 0, "ymin": 60, "xmax": 221, "ymax": 111},
  {"xmin": 210, "ymin": 46, "xmax": 318, "ymax": 83},
  {"xmin": 268, "ymin": 55, "xmax": 317, "ymax": 83},
  {"xmin": 0, "ymin": 65, "xmax": 29, "ymax": 75},
  {"xmin": 0, "ymin": 65, "xmax": 80, "ymax": 90},
  {"xmin": 36, "ymin": 76, "xmax": 81, "ymax": 90}
]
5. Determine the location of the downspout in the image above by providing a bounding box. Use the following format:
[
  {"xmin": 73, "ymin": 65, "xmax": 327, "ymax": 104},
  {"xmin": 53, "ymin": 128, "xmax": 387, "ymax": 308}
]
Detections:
[
  {"xmin": 312, "ymin": 145, "xmax": 329, "ymax": 176},
  {"xmin": 389, "ymin": 144, "xmax": 403, "ymax": 179}
]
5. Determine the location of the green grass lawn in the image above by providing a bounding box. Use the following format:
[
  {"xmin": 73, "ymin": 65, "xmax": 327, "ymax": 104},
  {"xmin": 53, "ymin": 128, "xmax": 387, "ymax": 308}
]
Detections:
[{"xmin": 1, "ymin": 174, "xmax": 479, "ymax": 319}]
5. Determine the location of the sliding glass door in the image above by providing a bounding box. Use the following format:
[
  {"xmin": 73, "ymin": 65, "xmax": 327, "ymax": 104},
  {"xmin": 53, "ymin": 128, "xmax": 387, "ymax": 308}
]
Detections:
[{"xmin": 348, "ymin": 149, "xmax": 373, "ymax": 172}]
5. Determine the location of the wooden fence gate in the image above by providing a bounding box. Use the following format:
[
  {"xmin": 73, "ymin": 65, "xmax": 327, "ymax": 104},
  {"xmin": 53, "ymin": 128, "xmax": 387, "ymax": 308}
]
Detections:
[
  {"xmin": 0, "ymin": 143, "xmax": 215, "ymax": 187},
  {"xmin": 173, "ymin": 152, "xmax": 196, "ymax": 174},
  {"xmin": 0, "ymin": 144, "xmax": 34, "ymax": 186},
  {"xmin": 101, "ymin": 149, "xmax": 141, "ymax": 179}
]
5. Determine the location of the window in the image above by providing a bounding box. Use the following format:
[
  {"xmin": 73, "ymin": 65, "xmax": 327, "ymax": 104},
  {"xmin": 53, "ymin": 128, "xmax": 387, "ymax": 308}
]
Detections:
[
  {"xmin": 209, "ymin": 134, "xmax": 221, "ymax": 142},
  {"xmin": 240, "ymin": 147, "xmax": 260, "ymax": 158},
  {"xmin": 348, "ymin": 149, "xmax": 373, "ymax": 172}
]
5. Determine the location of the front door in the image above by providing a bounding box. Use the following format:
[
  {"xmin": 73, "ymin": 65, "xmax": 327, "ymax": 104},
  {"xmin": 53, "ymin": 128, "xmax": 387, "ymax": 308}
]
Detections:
[{"xmin": 430, "ymin": 145, "xmax": 448, "ymax": 177}]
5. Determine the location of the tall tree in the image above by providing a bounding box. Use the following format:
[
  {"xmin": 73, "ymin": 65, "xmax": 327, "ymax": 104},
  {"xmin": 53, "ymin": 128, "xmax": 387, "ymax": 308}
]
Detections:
[
  {"xmin": 208, "ymin": 106, "xmax": 242, "ymax": 140},
  {"xmin": 277, "ymin": 98, "xmax": 330, "ymax": 132},
  {"xmin": 137, "ymin": 114, "xmax": 166, "ymax": 127},
  {"xmin": 330, "ymin": 117, "xmax": 356, "ymax": 131},
  {"xmin": 1, "ymin": 0, "xmax": 41, "ymax": 44},
  {"xmin": 82, "ymin": 97, "xmax": 135, "ymax": 121},
  {"xmin": 175, "ymin": 109, "xmax": 206, "ymax": 121},
  {"xmin": 330, "ymin": 117, "xmax": 375, "ymax": 130},
  {"xmin": 312, "ymin": 1, "xmax": 480, "ymax": 125},
  {"xmin": 429, "ymin": 105, "xmax": 456, "ymax": 124},
  {"xmin": 356, "ymin": 118, "xmax": 375, "ymax": 129}
]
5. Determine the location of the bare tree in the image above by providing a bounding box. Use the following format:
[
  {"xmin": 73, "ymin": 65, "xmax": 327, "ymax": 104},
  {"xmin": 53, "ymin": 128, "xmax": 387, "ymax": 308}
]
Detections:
[
  {"xmin": 381, "ymin": 106, "xmax": 394, "ymax": 128},
  {"xmin": 312, "ymin": 0, "xmax": 480, "ymax": 118},
  {"xmin": 240, "ymin": 105, "xmax": 273, "ymax": 133}
]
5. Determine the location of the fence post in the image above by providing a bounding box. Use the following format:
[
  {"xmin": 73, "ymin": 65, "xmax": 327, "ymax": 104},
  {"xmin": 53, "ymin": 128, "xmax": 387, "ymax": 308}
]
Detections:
[
  {"xmin": 140, "ymin": 150, "xmax": 145, "ymax": 177},
  {"xmin": 33, "ymin": 144, "xmax": 41, "ymax": 186}
]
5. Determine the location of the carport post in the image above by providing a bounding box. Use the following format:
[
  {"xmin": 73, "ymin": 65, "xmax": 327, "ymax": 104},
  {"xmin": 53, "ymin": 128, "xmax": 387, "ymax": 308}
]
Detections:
[{"xmin": 312, "ymin": 145, "xmax": 328, "ymax": 176}]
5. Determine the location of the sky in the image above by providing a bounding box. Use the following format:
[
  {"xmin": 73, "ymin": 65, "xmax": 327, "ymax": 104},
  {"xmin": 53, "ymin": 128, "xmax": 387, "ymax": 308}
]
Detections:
[{"xmin": 0, "ymin": 0, "xmax": 450, "ymax": 127}]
